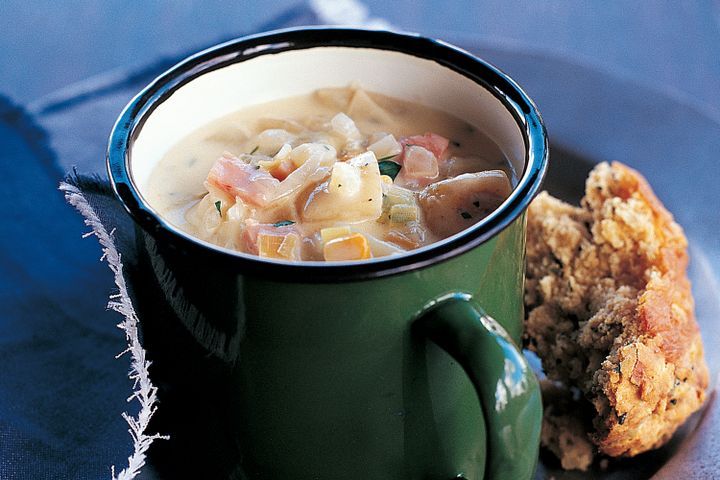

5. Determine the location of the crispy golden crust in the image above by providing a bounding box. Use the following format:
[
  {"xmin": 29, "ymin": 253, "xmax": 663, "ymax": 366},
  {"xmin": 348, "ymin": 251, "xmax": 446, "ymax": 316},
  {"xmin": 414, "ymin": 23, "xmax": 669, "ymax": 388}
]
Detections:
[{"xmin": 525, "ymin": 162, "xmax": 708, "ymax": 468}]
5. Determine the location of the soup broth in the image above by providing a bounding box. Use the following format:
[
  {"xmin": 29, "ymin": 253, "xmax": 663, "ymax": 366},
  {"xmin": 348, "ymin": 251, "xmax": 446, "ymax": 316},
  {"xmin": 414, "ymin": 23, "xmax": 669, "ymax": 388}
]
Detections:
[{"xmin": 145, "ymin": 85, "xmax": 515, "ymax": 261}]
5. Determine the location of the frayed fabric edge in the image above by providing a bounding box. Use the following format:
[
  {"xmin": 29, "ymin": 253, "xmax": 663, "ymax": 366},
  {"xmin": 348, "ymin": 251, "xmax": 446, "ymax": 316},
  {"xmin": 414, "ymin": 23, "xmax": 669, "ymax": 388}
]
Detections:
[{"xmin": 59, "ymin": 181, "xmax": 168, "ymax": 480}]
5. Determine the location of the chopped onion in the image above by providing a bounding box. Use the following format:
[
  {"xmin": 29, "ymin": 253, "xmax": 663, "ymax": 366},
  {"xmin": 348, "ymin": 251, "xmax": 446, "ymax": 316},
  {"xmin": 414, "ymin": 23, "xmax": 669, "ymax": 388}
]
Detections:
[
  {"xmin": 270, "ymin": 146, "xmax": 335, "ymax": 202},
  {"xmin": 274, "ymin": 143, "xmax": 292, "ymax": 161},
  {"xmin": 289, "ymin": 143, "xmax": 337, "ymax": 168},
  {"xmin": 330, "ymin": 112, "xmax": 361, "ymax": 141},
  {"xmin": 256, "ymin": 117, "xmax": 304, "ymax": 133},
  {"xmin": 256, "ymin": 129, "xmax": 296, "ymax": 155},
  {"xmin": 368, "ymin": 134, "xmax": 402, "ymax": 159}
]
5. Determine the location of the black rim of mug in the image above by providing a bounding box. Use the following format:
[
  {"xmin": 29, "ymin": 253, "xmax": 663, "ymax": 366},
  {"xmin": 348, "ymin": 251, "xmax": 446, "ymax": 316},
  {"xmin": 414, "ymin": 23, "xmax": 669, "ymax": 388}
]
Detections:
[{"xmin": 107, "ymin": 26, "xmax": 548, "ymax": 283}]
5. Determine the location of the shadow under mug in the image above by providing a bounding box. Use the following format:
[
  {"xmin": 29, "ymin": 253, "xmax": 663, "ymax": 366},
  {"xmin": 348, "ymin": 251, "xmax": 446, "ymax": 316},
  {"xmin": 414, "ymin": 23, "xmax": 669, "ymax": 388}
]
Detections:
[{"xmin": 108, "ymin": 27, "xmax": 548, "ymax": 480}]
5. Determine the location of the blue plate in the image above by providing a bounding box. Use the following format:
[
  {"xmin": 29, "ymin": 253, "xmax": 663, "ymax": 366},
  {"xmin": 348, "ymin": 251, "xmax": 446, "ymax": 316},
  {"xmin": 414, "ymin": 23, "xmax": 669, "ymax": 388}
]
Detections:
[{"xmin": 452, "ymin": 39, "xmax": 720, "ymax": 479}]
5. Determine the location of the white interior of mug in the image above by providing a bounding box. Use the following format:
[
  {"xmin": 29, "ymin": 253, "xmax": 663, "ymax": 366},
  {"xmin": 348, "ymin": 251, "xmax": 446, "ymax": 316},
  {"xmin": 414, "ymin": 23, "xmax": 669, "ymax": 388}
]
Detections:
[{"xmin": 130, "ymin": 46, "xmax": 525, "ymax": 197}]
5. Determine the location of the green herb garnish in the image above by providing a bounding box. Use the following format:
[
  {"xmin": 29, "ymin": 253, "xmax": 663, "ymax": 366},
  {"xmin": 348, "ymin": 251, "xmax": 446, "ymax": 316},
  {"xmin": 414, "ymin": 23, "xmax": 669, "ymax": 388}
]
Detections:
[
  {"xmin": 273, "ymin": 220, "xmax": 295, "ymax": 227},
  {"xmin": 460, "ymin": 211, "xmax": 472, "ymax": 219},
  {"xmin": 249, "ymin": 146, "xmax": 259, "ymax": 154},
  {"xmin": 215, "ymin": 201, "xmax": 222, "ymax": 216},
  {"xmin": 378, "ymin": 160, "xmax": 402, "ymax": 180}
]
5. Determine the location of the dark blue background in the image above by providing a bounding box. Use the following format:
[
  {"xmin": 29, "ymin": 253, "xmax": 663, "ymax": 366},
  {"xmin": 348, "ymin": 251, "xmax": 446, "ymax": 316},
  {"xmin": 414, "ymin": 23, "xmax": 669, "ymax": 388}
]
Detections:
[
  {"xmin": 3, "ymin": 1, "xmax": 719, "ymax": 122},
  {"xmin": 0, "ymin": 2, "xmax": 718, "ymax": 479}
]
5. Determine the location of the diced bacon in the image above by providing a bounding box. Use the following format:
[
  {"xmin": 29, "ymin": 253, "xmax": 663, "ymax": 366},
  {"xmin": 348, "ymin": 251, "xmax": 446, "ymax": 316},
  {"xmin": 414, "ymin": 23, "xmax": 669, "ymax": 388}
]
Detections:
[
  {"xmin": 394, "ymin": 145, "xmax": 439, "ymax": 188},
  {"xmin": 242, "ymin": 221, "xmax": 262, "ymax": 254},
  {"xmin": 394, "ymin": 132, "xmax": 449, "ymax": 187},
  {"xmin": 402, "ymin": 145, "xmax": 439, "ymax": 179},
  {"xmin": 206, "ymin": 155, "xmax": 279, "ymax": 207},
  {"xmin": 400, "ymin": 132, "xmax": 449, "ymax": 161}
]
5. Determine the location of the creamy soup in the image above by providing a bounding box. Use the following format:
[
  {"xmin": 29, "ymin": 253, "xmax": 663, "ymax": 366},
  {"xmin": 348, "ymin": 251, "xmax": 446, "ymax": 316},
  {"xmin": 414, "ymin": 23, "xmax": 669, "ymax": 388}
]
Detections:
[{"xmin": 145, "ymin": 85, "xmax": 515, "ymax": 261}]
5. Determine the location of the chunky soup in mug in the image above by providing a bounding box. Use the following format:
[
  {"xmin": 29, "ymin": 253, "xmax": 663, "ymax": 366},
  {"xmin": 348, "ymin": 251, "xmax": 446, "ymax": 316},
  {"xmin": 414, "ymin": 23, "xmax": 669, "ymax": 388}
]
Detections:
[{"xmin": 146, "ymin": 85, "xmax": 515, "ymax": 261}]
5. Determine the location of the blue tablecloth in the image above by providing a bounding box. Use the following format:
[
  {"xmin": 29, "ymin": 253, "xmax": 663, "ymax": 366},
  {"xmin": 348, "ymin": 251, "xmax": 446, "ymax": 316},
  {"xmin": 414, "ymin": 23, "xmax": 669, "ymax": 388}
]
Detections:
[
  {"xmin": 0, "ymin": 5, "xmax": 326, "ymax": 479},
  {"xmin": 1, "ymin": 2, "xmax": 718, "ymax": 479}
]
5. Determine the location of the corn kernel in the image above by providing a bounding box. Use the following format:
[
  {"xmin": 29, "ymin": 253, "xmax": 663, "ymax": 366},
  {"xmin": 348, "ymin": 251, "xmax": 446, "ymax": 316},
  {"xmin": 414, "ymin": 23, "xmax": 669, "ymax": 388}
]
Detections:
[{"xmin": 323, "ymin": 233, "xmax": 371, "ymax": 261}]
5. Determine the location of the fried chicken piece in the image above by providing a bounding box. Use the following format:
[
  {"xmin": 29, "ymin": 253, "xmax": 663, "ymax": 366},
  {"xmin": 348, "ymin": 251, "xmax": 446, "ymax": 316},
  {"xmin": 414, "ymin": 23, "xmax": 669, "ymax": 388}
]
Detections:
[{"xmin": 524, "ymin": 161, "xmax": 708, "ymax": 469}]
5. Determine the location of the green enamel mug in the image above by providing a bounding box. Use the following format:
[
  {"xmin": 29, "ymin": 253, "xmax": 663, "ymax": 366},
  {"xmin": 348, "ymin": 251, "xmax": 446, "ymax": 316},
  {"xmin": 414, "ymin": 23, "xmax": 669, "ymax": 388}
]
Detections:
[{"xmin": 108, "ymin": 27, "xmax": 548, "ymax": 480}]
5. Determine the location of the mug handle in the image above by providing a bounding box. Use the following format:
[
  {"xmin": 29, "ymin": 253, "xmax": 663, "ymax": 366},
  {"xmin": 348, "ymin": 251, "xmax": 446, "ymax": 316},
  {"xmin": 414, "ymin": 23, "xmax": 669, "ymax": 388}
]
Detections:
[{"xmin": 413, "ymin": 294, "xmax": 542, "ymax": 480}]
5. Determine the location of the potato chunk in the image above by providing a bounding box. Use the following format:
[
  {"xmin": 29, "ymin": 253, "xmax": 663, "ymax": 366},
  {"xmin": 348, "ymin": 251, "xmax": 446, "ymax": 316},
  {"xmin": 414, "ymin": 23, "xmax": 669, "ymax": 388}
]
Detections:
[
  {"xmin": 419, "ymin": 170, "xmax": 512, "ymax": 237},
  {"xmin": 301, "ymin": 151, "xmax": 383, "ymax": 223}
]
